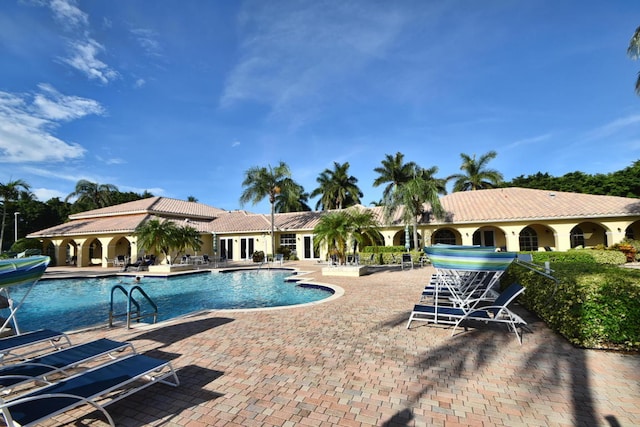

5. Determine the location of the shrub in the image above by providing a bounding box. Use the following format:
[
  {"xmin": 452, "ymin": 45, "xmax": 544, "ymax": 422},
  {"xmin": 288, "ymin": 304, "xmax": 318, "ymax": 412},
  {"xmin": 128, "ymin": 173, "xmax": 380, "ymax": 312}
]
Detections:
[
  {"xmin": 361, "ymin": 246, "xmax": 423, "ymax": 265},
  {"xmin": 252, "ymin": 251, "xmax": 265, "ymax": 263},
  {"xmin": 276, "ymin": 246, "xmax": 292, "ymax": 260},
  {"xmin": 504, "ymin": 255, "xmax": 640, "ymax": 351}
]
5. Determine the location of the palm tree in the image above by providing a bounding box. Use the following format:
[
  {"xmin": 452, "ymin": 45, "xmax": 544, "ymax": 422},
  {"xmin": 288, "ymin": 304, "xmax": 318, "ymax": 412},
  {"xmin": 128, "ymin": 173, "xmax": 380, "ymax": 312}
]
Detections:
[
  {"xmin": 313, "ymin": 208, "xmax": 382, "ymax": 265},
  {"xmin": 0, "ymin": 179, "xmax": 31, "ymax": 252},
  {"xmin": 310, "ymin": 162, "xmax": 363, "ymax": 210},
  {"xmin": 312, "ymin": 211, "xmax": 353, "ymax": 265},
  {"xmin": 240, "ymin": 162, "xmax": 292, "ymax": 257},
  {"xmin": 372, "ymin": 152, "xmax": 417, "ymax": 204},
  {"xmin": 65, "ymin": 179, "xmax": 119, "ymax": 210},
  {"xmin": 447, "ymin": 151, "xmax": 504, "ymax": 192},
  {"xmin": 387, "ymin": 166, "xmax": 447, "ymax": 249},
  {"xmin": 628, "ymin": 26, "xmax": 640, "ymax": 95},
  {"xmin": 134, "ymin": 219, "xmax": 179, "ymax": 264},
  {"xmin": 173, "ymin": 225, "xmax": 203, "ymax": 258},
  {"xmin": 275, "ymin": 179, "xmax": 311, "ymax": 212},
  {"xmin": 345, "ymin": 207, "xmax": 383, "ymax": 257}
]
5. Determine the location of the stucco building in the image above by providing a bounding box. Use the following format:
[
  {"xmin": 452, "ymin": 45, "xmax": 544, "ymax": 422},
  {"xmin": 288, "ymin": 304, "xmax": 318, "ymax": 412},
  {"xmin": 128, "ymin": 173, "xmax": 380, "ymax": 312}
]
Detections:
[{"xmin": 28, "ymin": 187, "xmax": 640, "ymax": 267}]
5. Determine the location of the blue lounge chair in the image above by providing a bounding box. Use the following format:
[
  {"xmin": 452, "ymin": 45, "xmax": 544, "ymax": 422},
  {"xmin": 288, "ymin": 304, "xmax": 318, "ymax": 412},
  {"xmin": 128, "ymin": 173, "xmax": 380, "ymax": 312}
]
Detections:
[
  {"xmin": 0, "ymin": 329, "xmax": 71, "ymax": 364},
  {"xmin": 0, "ymin": 338, "xmax": 135, "ymax": 394},
  {"xmin": 0, "ymin": 353, "xmax": 180, "ymax": 427},
  {"xmin": 407, "ymin": 283, "xmax": 527, "ymax": 343}
]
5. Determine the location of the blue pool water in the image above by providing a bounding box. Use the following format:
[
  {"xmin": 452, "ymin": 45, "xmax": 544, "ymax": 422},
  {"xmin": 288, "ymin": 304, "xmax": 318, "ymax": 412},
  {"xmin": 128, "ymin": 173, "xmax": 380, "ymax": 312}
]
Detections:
[{"xmin": 3, "ymin": 270, "xmax": 333, "ymax": 332}]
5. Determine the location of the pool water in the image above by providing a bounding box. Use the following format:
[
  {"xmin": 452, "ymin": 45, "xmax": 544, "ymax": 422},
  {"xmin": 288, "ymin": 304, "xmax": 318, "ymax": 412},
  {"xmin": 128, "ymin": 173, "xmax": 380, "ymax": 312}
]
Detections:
[{"xmin": 3, "ymin": 270, "xmax": 333, "ymax": 332}]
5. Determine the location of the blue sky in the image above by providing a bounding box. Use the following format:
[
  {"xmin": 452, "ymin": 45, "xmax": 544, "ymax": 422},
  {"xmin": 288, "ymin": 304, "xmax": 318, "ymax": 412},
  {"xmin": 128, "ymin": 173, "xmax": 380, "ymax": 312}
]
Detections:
[{"xmin": 1, "ymin": 1, "xmax": 639, "ymax": 214}]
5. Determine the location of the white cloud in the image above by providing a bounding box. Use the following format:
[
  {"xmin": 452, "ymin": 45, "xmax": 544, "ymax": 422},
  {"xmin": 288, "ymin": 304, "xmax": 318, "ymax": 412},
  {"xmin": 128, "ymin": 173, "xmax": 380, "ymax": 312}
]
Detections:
[
  {"xmin": 130, "ymin": 28, "xmax": 163, "ymax": 57},
  {"xmin": 61, "ymin": 38, "xmax": 119, "ymax": 84},
  {"xmin": 220, "ymin": 1, "xmax": 406, "ymax": 124},
  {"xmin": 48, "ymin": 0, "xmax": 88, "ymax": 30},
  {"xmin": 0, "ymin": 85, "xmax": 103, "ymax": 163},
  {"xmin": 506, "ymin": 133, "xmax": 552, "ymax": 149},
  {"xmin": 583, "ymin": 114, "xmax": 640, "ymax": 141},
  {"xmin": 134, "ymin": 78, "xmax": 146, "ymax": 88},
  {"xmin": 34, "ymin": 83, "xmax": 104, "ymax": 121},
  {"xmin": 32, "ymin": 187, "xmax": 67, "ymax": 201},
  {"xmin": 232, "ymin": 141, "xmax": 240, "ymax": 147}
]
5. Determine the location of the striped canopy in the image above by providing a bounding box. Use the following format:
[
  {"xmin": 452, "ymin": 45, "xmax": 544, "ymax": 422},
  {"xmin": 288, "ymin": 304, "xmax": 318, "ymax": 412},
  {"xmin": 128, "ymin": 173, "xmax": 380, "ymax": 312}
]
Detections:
[
  {"xmin": 0, "ymin": 256, "xmax": 50, "ymax": 288},
  {"xmin": 424, "ymin": 246, "xmax": 516, "ymax": 271}
]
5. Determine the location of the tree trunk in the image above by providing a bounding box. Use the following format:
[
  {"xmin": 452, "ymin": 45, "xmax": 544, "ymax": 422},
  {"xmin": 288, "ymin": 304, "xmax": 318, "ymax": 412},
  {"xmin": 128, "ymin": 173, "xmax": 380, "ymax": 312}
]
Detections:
[
  {"xmin": 0, "ymin": 205, "xmax": 6, "ymax": 253},
  {"xmin": 412, "ymin": 217, "xmax": 420, "ymax": 251}
]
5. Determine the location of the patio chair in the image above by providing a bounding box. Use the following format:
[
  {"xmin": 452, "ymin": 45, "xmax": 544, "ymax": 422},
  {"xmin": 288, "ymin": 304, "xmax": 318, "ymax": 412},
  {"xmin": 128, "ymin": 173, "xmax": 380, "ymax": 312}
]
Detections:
[
  {"xmin": 0, "ymin": 338, "xmax": 135, "ymax": 394},
  {"xmin": 401, "ymin": 253, "xmax": 413, "ymax": 270},
  {"xmin": 113, "ymin": 256, "xmax": 126, "ymax": 268},
  {"xmin": 0, "ymin": 353, "xmax": 180, "ymax": 427},
  {"xmin": 274, "ymin": 254, "xmax": 284, "ymax": 266},
  {"xmin": 407, "ymin": 283, "xmax": 527, "ymax": 343},
  {"xmin": 0, "ymin": 329, "xmax": 71, "ymax": 364},
  {"xmin": 362, "ymin": 253, "xmax": 376, "ymax": 266}
]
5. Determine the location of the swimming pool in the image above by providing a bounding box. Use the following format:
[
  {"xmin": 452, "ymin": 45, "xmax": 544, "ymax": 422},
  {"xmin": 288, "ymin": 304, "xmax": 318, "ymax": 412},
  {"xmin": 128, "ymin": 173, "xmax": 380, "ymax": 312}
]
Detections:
[{"xmin": 3, "ymin": 270, "xmax": 334, "ymax": 332}]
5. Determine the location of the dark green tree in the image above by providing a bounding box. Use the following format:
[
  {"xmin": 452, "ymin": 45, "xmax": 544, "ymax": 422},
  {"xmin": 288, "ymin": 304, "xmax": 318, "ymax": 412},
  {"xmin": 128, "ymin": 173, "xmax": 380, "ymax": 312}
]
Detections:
[
  {"xmin": 0, "ymin": 179, "xmax": 31, "ymax": 252},
  {"xmin": 240, "ymin": 162, "xmax": 292, "ymax": 256},
  {"xmin": 310, "ymin": 162, "xmax": 362, "ymax": 210},
  {"xmin": 627, "ymin": 25, "xmax": 640, "ymax": 95},
  {"xmin": 275, "ymin": 179, "xmax": 311, "ymax": 212},
  {"xmin": 65, "ymin": 180, "xmax": 119, "ymax": 212},
  {"xmin": 372, "ymin": 152, "xmax": 417, "ymax": 205},
  {"xmin": 448, "ymin": 151, "xmax": 503, "ymax": 191}
]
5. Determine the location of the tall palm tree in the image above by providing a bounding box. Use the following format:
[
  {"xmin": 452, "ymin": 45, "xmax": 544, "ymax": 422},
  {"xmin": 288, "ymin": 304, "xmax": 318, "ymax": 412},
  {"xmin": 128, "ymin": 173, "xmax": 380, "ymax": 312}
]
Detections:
[
  {"xmin": 65, "ymin": 179, "xmax": 119, "ymax": 210},
  {"xmin": 134, "ymin": 219, "xmax": 180, "ymax": 264},
  {"xmin": 275, "ymin": 179, "xmax": 311, "ymax": 212},
  {"xmin": 447, "ymin": 151, "xmax": 503, "ymax": 192},
  {"xmin": 387, "ymin": 166, "xmax": 447, "ymax": 249},
  {"xmin": 310, "ymin": 162, "xmax": 362, "ymax": 210},
  {"xmin": 240, "ymin": 161, "xmax": 292, "ymax": 257},
  {"xmin": 372, "ymin": 152, "xmax": 417, "ymax": 204},
  {"xmin": 0, "ymin": 179, "xmax": 31, "ymax": 252},
  {"xmin": 628, "ymin": 26, "xmax": 640, "ymax": 95}
]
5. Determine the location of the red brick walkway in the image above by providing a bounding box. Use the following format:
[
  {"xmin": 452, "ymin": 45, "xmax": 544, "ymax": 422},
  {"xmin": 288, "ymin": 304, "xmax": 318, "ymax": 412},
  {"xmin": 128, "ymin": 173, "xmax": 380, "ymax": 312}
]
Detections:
[{"xmin": 39, "ymin": 263, "xmax": 640, "ymax": 426}]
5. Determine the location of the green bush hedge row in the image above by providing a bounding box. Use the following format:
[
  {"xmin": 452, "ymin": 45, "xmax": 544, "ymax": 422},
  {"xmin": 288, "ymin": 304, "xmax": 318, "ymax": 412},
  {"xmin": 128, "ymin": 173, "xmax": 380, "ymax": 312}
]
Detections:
[
  {"xmin": 361, "ymin": 246, "xmax": 424, "ymax": 265},
  {"xmin": 502, "ymin": 251, "xmax": 640, "ymax": 351}
]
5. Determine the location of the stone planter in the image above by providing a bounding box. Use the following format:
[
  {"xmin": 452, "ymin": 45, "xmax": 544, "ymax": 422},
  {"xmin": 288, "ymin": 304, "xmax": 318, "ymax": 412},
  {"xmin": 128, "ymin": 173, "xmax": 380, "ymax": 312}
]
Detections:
[
  {"xmin": 322, "ymin": 265, "xmax": 369, "ymax": 277},
  {"xmin": 148, "ymin": 264, "xmax": 195, "ymax": 273}
]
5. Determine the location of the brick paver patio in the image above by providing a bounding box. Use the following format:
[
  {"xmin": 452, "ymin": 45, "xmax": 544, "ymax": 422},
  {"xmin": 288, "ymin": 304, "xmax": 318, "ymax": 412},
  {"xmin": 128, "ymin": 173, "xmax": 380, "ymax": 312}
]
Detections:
[{"xmin": 32, "ymin": 263, "xmax": 640, "ymax": 426}]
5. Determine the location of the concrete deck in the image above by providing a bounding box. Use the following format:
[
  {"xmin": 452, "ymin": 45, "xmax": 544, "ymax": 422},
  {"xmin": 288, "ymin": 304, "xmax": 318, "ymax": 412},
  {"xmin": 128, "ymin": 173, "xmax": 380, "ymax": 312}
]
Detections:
[{"xmin": 28, "ymin": 262, "xmax": 640, "ymax": 426}]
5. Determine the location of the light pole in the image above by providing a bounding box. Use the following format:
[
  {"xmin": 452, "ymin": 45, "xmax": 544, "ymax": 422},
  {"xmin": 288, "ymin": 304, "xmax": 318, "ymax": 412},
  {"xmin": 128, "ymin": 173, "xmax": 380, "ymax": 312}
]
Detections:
[{"xmin": 14, "ymin": 212, "xmax": 20, "ymax": 243}]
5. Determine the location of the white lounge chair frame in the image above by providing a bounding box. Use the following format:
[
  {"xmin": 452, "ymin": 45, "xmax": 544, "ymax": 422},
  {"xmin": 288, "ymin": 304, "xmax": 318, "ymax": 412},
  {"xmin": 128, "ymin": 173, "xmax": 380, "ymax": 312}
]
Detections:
[
  {"xmin": 0, "ymin": 338, "xmax": 135, "ymax": 395},
  {"xmin": 0, "ymin": 353, "xmax": 180, "ymax": 427},
  {"xmin": 407, "ymin": 283, "xmax": 527, "ymax": 343}
]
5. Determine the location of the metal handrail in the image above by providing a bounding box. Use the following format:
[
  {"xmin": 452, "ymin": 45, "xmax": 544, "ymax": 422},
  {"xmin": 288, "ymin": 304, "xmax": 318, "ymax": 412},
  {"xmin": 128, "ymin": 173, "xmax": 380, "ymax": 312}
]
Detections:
[{"xmin": 109, "ymin": 285, "xmax": 158, "ymax": 329}]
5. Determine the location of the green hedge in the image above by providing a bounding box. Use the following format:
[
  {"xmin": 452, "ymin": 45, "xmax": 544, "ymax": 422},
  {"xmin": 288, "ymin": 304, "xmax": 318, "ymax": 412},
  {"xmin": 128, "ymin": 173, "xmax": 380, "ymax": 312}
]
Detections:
[
  {"xmin": 502, "ymin": 251, "xmax": 640, "ymax": 351},
  {"xmin": 361, "ymin": 246, "xmax": 425, "ymax": 265}
]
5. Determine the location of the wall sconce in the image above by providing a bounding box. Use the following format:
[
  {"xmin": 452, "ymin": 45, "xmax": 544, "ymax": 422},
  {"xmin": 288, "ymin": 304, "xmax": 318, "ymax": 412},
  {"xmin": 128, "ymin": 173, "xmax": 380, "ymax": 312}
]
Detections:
[
  {"xmin": 511, "ymin": 231, "xmax": 515, "ymax": 235},
  {"xmin": 617, "ymin": 228, "xmax": 622, "ymax": 232}
]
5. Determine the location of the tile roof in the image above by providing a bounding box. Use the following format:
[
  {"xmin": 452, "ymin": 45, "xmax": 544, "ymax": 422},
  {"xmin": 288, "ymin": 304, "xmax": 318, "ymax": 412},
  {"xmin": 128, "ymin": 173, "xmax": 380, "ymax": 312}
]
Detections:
[
  {"xmin": 30, "ymin": 214, "xmax": 150, "ymax": 237},
  {"xmin": 27, "ymin": 188, "xmax": 640, "ymax": 238},
  {"xmin": 209, "ymin": 211, "xmax": 271, "ymax": 233},
  {"xmin": 436, "ymin": 187, "xmax": 640, "ymax": 223},
  {"xmin": 69, "ymin": 197, "xmax": 226, "ymax": 220}
]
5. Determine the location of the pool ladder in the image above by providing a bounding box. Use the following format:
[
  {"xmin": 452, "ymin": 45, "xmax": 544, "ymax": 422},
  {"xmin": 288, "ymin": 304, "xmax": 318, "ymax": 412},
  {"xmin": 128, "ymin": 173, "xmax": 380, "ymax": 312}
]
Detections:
[{"xmin": 109, "ymin": 285, "xmax": 158, "ymax": 329}]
